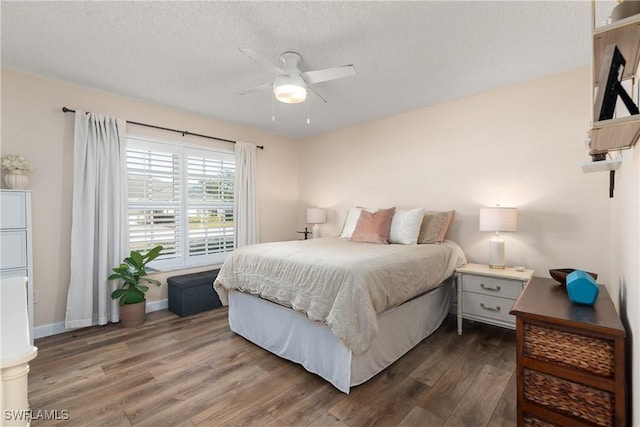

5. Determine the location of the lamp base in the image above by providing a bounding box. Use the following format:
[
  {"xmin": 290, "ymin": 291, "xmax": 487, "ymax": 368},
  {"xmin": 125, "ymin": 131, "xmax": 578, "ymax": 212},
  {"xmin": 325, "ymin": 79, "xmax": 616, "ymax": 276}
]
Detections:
[
  {"xmin": 312, "ymin": 224, "xmax": 320, "ymax": 239},
  {"xmin": 488, "ymin": 234, "xmax": 506, "ymax": 269}
]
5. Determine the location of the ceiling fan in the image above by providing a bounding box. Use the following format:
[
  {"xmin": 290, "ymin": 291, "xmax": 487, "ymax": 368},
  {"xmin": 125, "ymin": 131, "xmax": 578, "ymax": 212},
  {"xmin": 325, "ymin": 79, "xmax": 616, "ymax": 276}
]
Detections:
[{"xmin": 238, "ymin": 48, "xmax": 356, "ymax": 104}]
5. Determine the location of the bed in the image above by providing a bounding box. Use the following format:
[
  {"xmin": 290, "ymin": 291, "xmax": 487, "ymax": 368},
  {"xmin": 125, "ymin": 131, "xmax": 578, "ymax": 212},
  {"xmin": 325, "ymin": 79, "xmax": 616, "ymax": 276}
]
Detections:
[{"xmin": 213, "ymin": 236, "xmax": 466, "ymax": 393}]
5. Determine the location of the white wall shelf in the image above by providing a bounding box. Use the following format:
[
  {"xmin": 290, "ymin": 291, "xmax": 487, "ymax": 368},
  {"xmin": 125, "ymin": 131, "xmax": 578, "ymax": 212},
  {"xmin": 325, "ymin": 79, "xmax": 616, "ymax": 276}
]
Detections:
[
  {"xmin": 593, "ymin": 13, "xmax": 640, "ymax": 85},
  {"xmin": 581, "ymin": 156, "xmax": 622, "ymax": 173},
  {"xmin": 589, "ymin": 10, "xmax": 640, "ymax": 155}
]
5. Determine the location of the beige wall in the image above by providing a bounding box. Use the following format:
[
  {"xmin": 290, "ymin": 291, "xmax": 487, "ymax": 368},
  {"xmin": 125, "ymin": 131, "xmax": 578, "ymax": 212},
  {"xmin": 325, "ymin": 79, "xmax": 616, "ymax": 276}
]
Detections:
[
  {"xmin": 4, "ymin": 64, "xmax": 637, "ymax": 419},
  {"xmin": 0, "ymin": 69, "xmax": 299, "ymax": 330},
  {"xmin": 298, "ymin": 65, "xmax": 640, "ymax": 419},
  {"xmin": 611, "ymin": 143, "xmax": 639, "ymax": 420},
  {"xmin": 298, "ymin": 66, "xmax": 613, "ymax": 287}
]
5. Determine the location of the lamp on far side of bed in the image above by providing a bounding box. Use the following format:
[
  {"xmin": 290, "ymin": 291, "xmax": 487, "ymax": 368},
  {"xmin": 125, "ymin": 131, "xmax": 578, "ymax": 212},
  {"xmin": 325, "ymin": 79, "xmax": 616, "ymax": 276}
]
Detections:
[
  {"xmin": 306, "ymin": 208, "xmax": 327, "ymax": 239},
  {"xmin": 479, "ymin": 206, "xmax": 517, "ymax": 269}
]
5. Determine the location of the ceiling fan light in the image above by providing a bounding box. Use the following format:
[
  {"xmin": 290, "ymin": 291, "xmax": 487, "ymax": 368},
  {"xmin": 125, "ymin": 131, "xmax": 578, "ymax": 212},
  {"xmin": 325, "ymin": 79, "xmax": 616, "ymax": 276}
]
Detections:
[{"xmin": 274, "ymin": 83, "xmax": 307, "ymax": 104}]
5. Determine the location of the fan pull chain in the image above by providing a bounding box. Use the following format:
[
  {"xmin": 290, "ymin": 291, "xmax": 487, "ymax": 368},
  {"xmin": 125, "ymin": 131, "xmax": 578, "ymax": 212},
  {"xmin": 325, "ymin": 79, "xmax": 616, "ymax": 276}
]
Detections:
[
  {"xmin": 306, "ymin": 99, "xmax": 311, "ymax": 124},
  {"xmin": 271, "ymin": 92, "xmax": 276, "ymax": 122}
]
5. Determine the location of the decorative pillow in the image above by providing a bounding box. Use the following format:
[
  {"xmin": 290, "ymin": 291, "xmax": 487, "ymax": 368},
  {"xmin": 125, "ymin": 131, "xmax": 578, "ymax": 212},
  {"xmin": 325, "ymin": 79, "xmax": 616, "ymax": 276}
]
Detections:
[
  {"xmin": 351, "ymin": 207, "xmax": 396, "ymax": 244},
  {"xmin": 388, "ymin": 208, "xmax": 425, "ymax": 245},
  {"xmin": 417, "ymin": 210, "xmax": 455, "ymax": 244},
  {"xmin": 339, "ymin": 207, "xmax": 364, "ymax": 238}
]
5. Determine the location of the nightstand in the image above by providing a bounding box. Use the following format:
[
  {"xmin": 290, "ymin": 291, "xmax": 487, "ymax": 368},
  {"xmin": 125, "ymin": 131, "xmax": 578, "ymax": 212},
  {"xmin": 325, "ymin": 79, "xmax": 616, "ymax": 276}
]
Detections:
[{"xmin": 456, "ymin": 263, "xmax": 533, "ymax": 335}]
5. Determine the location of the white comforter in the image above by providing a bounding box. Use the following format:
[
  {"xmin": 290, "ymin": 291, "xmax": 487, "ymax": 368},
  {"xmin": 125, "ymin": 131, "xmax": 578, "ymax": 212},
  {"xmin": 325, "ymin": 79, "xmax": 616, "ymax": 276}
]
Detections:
[{"xmin": 213, "ymin": 237, "xmax": 466, "ymax": 354}]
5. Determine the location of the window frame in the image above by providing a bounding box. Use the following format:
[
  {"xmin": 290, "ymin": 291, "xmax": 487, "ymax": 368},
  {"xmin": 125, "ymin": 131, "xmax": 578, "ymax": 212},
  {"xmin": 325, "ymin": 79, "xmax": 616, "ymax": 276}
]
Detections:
[{"xmin": 126, "ymin": 135, "xmax": 235, "ymax": 271}]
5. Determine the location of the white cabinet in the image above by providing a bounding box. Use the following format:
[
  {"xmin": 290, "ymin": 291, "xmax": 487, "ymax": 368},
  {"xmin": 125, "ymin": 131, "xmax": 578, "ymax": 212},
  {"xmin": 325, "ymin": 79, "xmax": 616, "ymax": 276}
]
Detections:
[
  {"xmin": 456, "ymin": 263, "xmax": 533, "ymax": 335},
  {"xmin": 1, "ymin": 190, "xmax": 34, "ymax": 344}
]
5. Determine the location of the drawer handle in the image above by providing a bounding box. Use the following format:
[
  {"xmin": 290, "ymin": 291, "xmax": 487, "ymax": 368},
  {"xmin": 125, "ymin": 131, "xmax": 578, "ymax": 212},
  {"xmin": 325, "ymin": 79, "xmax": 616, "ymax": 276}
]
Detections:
[
  {"xmin": 480, "ymin": 283, "xmax": 501, "ymax": 291},
  {"xmin": 480, "ymin": 303, "xmax": 501, "ymax": 312}
]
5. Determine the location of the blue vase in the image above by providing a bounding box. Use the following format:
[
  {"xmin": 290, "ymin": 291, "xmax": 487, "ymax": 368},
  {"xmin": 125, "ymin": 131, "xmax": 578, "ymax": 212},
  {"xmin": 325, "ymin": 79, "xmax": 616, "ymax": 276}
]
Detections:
[{"xmin": 566, "ymin": 270, "xmax": 599, "ymax": 306}]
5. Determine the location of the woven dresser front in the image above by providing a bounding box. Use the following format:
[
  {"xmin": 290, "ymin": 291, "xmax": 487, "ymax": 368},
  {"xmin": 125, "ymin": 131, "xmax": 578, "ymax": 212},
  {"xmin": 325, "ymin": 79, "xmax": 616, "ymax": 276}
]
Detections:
[
  {"xmin": 524, "ymin": 414, "xmax": 560, "ymax": 427},
  {"xmin": 523, "ymin": 368, "xmax": 614, "ymax": 426},
  {"xmin": 523, "ymin": 323, "xmax": 615, "ymax": 378},
  {"xmin": 511, "ymin": 278, "xmax": 626, "ymax": 427}
]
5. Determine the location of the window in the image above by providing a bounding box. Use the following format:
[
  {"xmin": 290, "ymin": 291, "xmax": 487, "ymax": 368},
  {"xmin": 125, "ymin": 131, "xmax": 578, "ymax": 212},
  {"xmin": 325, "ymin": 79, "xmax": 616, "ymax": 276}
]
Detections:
[{"xmin": 126, "ymin": 136, "xmax": 235, "ymax": 269}]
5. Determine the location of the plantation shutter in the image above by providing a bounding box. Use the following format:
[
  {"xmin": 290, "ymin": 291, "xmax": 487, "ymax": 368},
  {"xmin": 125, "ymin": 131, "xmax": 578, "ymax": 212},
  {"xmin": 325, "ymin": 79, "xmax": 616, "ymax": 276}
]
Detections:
[
  {"xmin": 185, "ymin": 147, "xmax": 235, "ymax": 264},
  {"xmin": 126, "ymin": 137, "xmax": 235, "ymax": 269},
  {"xmin": 127, "ymin": 140, "xmax": 183, "ymax": 268}
]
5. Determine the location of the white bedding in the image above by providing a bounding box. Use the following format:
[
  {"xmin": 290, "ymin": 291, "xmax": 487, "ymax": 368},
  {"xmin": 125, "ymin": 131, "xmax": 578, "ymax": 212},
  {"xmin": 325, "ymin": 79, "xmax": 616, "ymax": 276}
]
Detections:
[
  {"xmin": 228, "ymin": 281, "xmax": 454, "ymax": 393},
  {"xmin": 214, "ymin": 237, "xmax": 466, "ymax": 354}
]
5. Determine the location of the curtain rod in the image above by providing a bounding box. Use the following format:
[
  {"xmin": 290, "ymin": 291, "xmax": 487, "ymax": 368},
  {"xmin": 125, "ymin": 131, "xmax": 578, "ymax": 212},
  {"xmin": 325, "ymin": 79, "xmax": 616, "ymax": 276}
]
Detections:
[{"xmin": 61, "ymin": 107, "xmax": 264, "ymax": 150}]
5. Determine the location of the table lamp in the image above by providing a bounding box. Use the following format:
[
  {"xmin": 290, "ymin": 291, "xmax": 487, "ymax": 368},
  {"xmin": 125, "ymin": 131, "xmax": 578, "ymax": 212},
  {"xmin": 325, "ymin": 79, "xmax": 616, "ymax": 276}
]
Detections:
[
  {"xmin": 306, "ymin": 208, "xmax": 326, "ymax": 239},
  {"xmin": 479, "ymin": 206, "xmax": 517, "ymax": 269}
]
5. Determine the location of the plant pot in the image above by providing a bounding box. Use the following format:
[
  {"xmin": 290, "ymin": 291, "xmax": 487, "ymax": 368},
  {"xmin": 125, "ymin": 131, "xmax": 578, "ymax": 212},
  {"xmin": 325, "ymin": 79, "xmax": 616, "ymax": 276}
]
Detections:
[
  {"xmin": 119, "ymin": 300, "xmax": 146, "ymax": 328},
  {"xmin": 5, "ymin": 169, "xmax": 30, "ymax": 190}
]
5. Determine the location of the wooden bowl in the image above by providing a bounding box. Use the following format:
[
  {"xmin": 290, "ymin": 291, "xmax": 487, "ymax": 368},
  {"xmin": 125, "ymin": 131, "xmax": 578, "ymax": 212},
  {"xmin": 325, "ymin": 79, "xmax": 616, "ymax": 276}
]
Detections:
[{"xmin": 549, "ymin": 268, "xmax": 598, "ymax": 286}]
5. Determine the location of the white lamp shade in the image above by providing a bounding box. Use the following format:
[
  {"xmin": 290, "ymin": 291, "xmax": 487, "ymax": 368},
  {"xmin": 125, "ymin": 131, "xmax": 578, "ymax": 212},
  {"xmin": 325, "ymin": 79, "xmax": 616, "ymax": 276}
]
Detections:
[
  {"xmin": 306, "ymin": 208, "xmax": 327, "ymax": 224},
  {"xmin": 479, "ymin": 207, "xmax": 517, "ymax": 232}
]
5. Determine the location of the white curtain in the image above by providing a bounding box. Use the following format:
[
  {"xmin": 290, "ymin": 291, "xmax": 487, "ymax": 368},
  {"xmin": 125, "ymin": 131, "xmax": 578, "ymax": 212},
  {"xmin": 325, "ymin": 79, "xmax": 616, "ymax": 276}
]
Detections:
[
  {"xmin": 65, "ymin": 112, "xmax": 127, "ymax": 329},
  {"xmin": 234, "ymin": 141, "xmax": 259, "ymax": 247}
]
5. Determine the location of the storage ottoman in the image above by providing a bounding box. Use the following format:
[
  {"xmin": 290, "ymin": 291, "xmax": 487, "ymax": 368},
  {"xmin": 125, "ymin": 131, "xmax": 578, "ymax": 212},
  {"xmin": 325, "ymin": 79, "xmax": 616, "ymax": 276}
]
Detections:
[{"xmin": 167, "ymin": 269, "xmax": 222, "ymax": 317}]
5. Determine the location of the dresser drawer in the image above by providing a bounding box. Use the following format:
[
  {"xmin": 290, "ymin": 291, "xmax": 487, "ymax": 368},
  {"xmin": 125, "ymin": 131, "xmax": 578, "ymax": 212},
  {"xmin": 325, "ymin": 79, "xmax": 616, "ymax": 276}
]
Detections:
[
  {"xmin": 1, "ymin": 269, "xmax": 28, "ymax": 279},
  {"xmin": 462, "ymin": 292, "xmax": 515, "ymax": 325},
  {"xmin": 1, "ymin": 230, "xmax": 28, "ymax": 269},
  {"xmin": 0, "ymin": 191, "xmax": 27, "ymax": 229},
  {"xmin": 524, "ymin": 414, "xmax": 560, "ymax": 427},
  {"xmin": 461, "ymin": 274, "xmax": 523, "ymax": 299},
  {"xmin": 524, "ymin": 323, "xmax": 615, "ymax": 378},
  {"xmin": 524, "ymin": 369, "xmax": 614, "ymax": 427}
]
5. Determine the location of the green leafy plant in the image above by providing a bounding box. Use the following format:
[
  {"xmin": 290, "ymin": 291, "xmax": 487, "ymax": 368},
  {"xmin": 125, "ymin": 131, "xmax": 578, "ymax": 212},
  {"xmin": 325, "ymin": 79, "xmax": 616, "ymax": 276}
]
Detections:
[{"xmin": 108, "ymin": 246, "xmax": 163, "ymax": 305}]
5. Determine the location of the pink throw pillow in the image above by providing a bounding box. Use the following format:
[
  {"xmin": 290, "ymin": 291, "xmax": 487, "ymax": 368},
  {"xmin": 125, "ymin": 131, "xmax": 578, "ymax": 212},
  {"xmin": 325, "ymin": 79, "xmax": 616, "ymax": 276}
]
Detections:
[{"xmin": 351, "ymin": 207, "xmax": 396, "ymax": 244}]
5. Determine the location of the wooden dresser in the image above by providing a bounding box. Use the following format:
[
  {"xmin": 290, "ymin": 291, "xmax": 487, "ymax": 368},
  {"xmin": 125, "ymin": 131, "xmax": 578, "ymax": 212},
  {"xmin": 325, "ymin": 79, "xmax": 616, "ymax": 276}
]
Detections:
[{"xmin": 510, "ymin": 277, "xmax": 626, "ymax": 426}]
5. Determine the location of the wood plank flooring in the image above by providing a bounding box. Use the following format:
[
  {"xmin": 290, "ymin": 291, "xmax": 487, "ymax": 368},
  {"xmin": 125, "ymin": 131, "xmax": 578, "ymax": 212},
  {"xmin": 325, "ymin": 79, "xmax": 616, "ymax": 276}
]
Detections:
[{"xmin": 29, "ymin": 308, "xmax": 517, "ymax": 426}]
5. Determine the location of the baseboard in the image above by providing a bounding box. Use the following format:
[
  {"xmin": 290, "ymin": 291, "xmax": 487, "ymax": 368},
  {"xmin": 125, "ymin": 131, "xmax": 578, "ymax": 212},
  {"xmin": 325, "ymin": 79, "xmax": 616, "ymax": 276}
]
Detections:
[
  {"xmin": 34, "ymin": 321, "xmax": 67, "ymax": 339},
  {"xmin": 146, "ymin": 298, "xmax": 168, "ymax": 312},
  {"xmin": 34, "ymin": 298, "xmax": 169, "ymax": 339}
]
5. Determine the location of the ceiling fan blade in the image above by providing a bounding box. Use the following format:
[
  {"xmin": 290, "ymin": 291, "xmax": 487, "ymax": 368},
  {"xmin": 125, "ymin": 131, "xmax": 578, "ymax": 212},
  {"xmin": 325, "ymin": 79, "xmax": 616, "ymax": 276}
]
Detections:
[
  {"xmin": 303, "ymin": 65, "xmax": 356, "ymax": 84},
  {"xmin": 237, "ymin": 83, "xmax": 272, "ymax": 95},
  {"xmin": 308, "ymin": 86, "xmax": 328, "ymax": 103},
  {"xmin": 239, "ymin": 48, "xmax": 285, "ymax": 75}
]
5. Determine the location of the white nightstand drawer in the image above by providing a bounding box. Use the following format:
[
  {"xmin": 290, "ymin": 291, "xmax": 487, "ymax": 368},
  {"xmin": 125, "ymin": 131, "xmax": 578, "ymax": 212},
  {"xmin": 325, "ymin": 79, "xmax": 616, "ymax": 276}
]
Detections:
[
  {"xmin": 462, "ymin": 292, "xmax": 516, "ymax": 326},
  {"xmin": 462, "ymin": 274, "xmax": 523, "ymax": 299}
]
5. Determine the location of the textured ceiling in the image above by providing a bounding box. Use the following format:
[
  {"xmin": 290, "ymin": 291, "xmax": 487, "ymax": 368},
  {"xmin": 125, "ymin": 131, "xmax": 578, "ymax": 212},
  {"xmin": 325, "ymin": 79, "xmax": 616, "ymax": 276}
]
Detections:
[{"xmin": 1, "ymin": 1, "xmax": 616, "ymax": 140}]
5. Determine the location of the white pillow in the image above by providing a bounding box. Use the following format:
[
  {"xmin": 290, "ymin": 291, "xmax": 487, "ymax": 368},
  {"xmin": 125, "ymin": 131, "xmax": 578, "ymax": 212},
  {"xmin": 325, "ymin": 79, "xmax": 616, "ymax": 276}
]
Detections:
[
  {"xmin": 388, "ymin": 208, "xmax": 425, "ymax": 245},
  {"xmin": 339, "ymin": 207, "xmax": 364, "ymax": 238}
]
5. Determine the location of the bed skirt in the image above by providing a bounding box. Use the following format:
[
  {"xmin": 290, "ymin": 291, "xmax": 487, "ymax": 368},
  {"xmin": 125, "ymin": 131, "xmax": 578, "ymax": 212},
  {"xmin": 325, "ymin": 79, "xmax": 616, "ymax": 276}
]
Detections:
[{"xmin": 227, "ymin": 276, "xmax": 454, "ymax": 393}]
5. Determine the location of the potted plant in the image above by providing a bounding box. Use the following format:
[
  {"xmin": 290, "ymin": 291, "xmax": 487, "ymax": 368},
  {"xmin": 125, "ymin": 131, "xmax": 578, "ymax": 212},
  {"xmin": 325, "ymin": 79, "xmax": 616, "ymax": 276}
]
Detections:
[
  {"xmin": 108, "ymin": 245, "xmax": 163, "ymax": 327},
  {"xmin": 1, "ymin": 154, "xmax": 35, "ymax": 190}
]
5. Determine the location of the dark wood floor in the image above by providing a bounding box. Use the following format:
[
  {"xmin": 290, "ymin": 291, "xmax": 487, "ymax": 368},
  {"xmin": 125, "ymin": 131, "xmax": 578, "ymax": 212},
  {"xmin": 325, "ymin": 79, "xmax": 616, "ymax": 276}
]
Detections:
[{"xmin": 29, "ymin": 308, "xmax": 517, "ymax": 426}]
